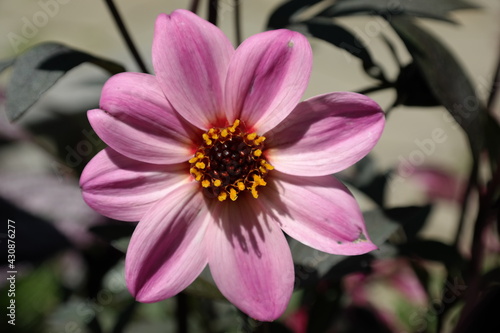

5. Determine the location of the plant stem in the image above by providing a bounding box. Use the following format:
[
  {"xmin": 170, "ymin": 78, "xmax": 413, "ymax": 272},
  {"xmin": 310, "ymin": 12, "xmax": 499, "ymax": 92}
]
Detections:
[
  {"xmin": 355, "ymin": 83, "xmax": 392, "ymax": 95},
  {"xmin": 176, "ymin": 293, "xmax": 188, "ymax": 333},
  {"xmin": 234, "ymin": 0, "xmax": 242, "ymax": 45},
  {"xmin": 104, "ymin": 0, "xmax": 149, "ymax": 73},
  {"xmin": 453, "ymin": 163, "xmax": 477, "ymax": 246},
  {"xmin": 190, "ymin": 0, "xmax": 200, "ymax": 13},
  {"xmin": 208, "ymin": 0, "xmax": 219, "ymax": 25},
  {"xmin": 487, "ymin": 49, "xmax": 500, "ymax": 110}
]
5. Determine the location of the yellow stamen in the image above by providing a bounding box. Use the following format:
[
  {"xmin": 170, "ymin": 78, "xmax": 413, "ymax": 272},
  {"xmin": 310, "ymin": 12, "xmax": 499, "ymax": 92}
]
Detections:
[
  {"xmin": 254, "ymin": 136, "xmax": 266, "ymax": 145},
  {"xmin": 237, "ymin": 182, "xmax": 245, "ymax": 191},
  {"xmin": 221, "ymin": 129, "xmax": 229, "ymax": 137},
  {"xmin": 188, "ymin": 156, "xmax": 198, "ymax": 163},
  {"xmin": 213, "ymin": 179, "xmax": 222, "ymax": 187},
  {"xmin": 195, "ymin": 162, "xmax": 206, "ymax": 169},
  {"xmin": 229, "ymin": 188, "xmax": 238, "ymax": 201},
  {"xmin": 229, "ymin": 119, "xmax": 240, "ymax": 132},
  {"xmin": 247, "ymin": 133, "xmax": 257, "ymax": 141},
  {"xmin": 218, "ymin": 191, "xmax": 227, "ymax": 201},
  {"xmin": 261, "ymin": 160, "xmax": 274, "ymax": 170},
  {"xmin": 253, "ymin": 149, "xmax": 262, "ymax": 157},
  {"xmin": 201, "ymin": 180, "xmax": 210, "ymax": 188}
]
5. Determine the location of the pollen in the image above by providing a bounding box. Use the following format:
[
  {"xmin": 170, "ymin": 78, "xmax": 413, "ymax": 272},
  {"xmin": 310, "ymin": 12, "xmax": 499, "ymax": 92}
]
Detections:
[{"xmin": 189, "ymin": 119, "xmax": 273, "ymax": 202}]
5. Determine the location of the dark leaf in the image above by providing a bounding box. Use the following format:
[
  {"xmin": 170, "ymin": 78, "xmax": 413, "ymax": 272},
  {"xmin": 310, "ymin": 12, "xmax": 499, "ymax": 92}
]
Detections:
[
  {"xmin": 454, "ymin": 285, "xmax": 500, "ymax": 333},
  {"xmin": 112, "ymin": 300, "xmax": 137, "ymax": 333},
  {"xmin": 322, "ymin": 0, "xmax": 477, "ymax": 23},
  {"xmin": 263, "ymin": 322, "xmax": 294, "ymax": 333},
  {"xmin": 89, "ymin": 223, "xmax": 137, "ymax": 242},
  {"xmin": 267, "ymin": 0, "xmax": 323, "ymax": 29},
  {"xmin": 0, "ymin": 58, "xmax": 14, "ymax": 74},
  {"xmin": 357, "ymin": 172, "xmax": 390, "ymax": 206},
  {"xmin": 306, "ymin": 282, "xmax": 342, "ymax": 333},
  {"xmin": 345, "ymin": 307, "xmax": 394, "ymax": 333},
  {"xmin": 384, "ymin": 205, "xmax": 432, "ymax": 240},
  {"xmin": 390, "ymin": 17, "xmax": 486, "ymax": 160},
  {"xmin": 6, "ymin": 42, "xmax": 125, "ymax": 121},
  {"xmin": 0, "ymin": 197, "xmax": 72, "ymax": 263},
  {"xmin": 398, "ymin": 239, "xmax": 466, "ymax": 270},
  {"xmin": 306, "ymin": 20, "xmax": 386, "ymax": 81},
  {"xmin": 395, "ymin": 62, "xmax": 441, "ymax": 107},
  {"xmin": 485, "ymin": 114, "xmax": 500, "ymax": 173}
]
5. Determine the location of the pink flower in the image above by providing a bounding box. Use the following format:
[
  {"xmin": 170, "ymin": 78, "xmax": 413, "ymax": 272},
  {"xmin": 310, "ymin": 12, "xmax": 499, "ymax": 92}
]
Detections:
[{"xmin": 80, "ymin": 9, "xmax": 385, "ymax": 321}]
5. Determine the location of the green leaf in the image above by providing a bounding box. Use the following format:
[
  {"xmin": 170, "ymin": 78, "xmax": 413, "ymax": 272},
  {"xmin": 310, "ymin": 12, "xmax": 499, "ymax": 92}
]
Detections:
[
  {"xmin": 306, "ymin": 20, "xmax": 387, "ymax": 81},
  {"xmin": 0, "ymin": 58, "xmax": 14, "ymax": 73},
  {"xmin": 384, "ymin": 205, "xmax": 432, "ymax": 240},
  {"xmin": 323, "ymin": 0, "xmax": 477, "ymax": 23},
  {"xmin": 395, "ymin": 62, "xmax": 441, "ymax": 107},
  {"xmin": 267, "ymin": 0, "xmax": 324, "ymax": 29},
  {"xmin": 390, "ymin": 17, "xmax": 486, "ymax": 160},
  {"xmin": 5, "ymin": 42, "xmax": 125, "ymax": 121},
  {"xmin": 89, "ymin": 223, "xmax": 137, "ymax": 242},
  {"xmin": 398, "ymin": 239, "xmax": 466, "ymax": 271}
]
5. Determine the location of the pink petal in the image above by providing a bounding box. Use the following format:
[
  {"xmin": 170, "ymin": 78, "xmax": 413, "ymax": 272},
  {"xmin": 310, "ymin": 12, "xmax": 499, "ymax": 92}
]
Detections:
[
  {"xmin": 90, "ymin": 72, "xmax": 199, "ymax": 165},
  {"xmin": 207, "ymin": 197, "xmax": 294, "ymax": 321},
  {"xmin": 153, "ymin": 10, "xmax": 234, "ymax": 129},
  {"xmin": 266, "ymin": 92, "xmax": 385, "ymax": 176},
  {"xmin": 261, "ymin": 172, "xmax": 377, "ymax": 255},
  {"xmin": 224, "ymin": 29, "xmax": 312, "ymax": 134},
  {"xmin": 125, "ymin": 182, "xmax": 209, "ymax": 302},
  {"xmin": 80, "ymin": 148, "xmax": 190, "ymax": 222}
]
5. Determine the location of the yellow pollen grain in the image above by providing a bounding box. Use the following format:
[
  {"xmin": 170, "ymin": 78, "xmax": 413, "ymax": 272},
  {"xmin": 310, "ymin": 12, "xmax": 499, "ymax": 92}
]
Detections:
[
  {"xmin": 188, "ymin": 156, "xmax": 198, "ymax": 163},
  {"xmin": 261, "ymin": 160, "xmax": 274, "ymax": 170},
  {"xmin": 253, "ymin": 149, "xmax": 262, "ymax": 157},
  {"xmin": 195, "ymin": 162, "xmax": 206, "ymax": 169},
  {"xmin": 237, "ymin": 182, "xmax": 245, "ymax": 191},
  {"xmin": 254, "ymin": 136, "xmax": 266, "ymax": 145},
  {"xmin": 247, "ymin": 133, "xmax": 257, "ymax": 141},
  {"xmin": 218, "ymin": 191, "xmax": 228, "ymax": 201},
  {"xmin": 229, "ymin": 188, "xmax": 238, "ymax": 201},
  {"xmin": 213, "ymin": 179, "xmax": 222, "ymax": 187},
  {"xmin": 228, "ymin": 119, "xmax": 240, "ymax": 133},
  {"xmin": 196, "ymin": 152, "xmax": 205, "ymax": 159},
  {"xmin": 251, "ymin": 187, "xmax": 259, "ymax": 199},
  {"xmin": 221, "ymin": 129, "xmax": 229, "ymax": 137},
  {"xmin": 195, "ymin": 174, "xmax": 202, "ymax": 181},
  {"xmin": 201, "ymin": 180, "xmax": 210, "ymax": 188}
]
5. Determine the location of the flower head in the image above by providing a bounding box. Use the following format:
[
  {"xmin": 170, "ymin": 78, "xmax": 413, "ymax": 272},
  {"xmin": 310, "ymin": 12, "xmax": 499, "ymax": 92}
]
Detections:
[{"xmin": 80, "ymin": 9, "xmax": 385, "ymax": 321}]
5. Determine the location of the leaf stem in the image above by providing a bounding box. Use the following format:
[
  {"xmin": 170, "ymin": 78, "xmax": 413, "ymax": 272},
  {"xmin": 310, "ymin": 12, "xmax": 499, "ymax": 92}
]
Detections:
[
  {"xmin": 234, "ymin": 0, "xmax": 242, "ymax": 45},
  {"xmin": 355, "ymin": 83, "xmax": 392, "ymax": 95},
  {"xmin": 104, "ymin": 0, "xmax": 149, "ymax": 73},
  {"xmin": 487, "ymin": 49, "xmax": 500, "ymax": 110},
  {"xmin": 208, "ymin": 0, "xmax": 219, "ymax": 26},
  {"xmin": 176, "ymin": 293, "xmax": 188, "ymax": 333},
  {"xmin": 189, "ymin": 0, "xmax": 200, "ymax": 13}
]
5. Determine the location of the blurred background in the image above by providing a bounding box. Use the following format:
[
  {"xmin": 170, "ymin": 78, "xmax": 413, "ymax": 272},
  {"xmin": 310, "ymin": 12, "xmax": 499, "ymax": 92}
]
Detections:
[{"xmin": 0, "ymin": 0, "xmax": 499, "ymax": 332}]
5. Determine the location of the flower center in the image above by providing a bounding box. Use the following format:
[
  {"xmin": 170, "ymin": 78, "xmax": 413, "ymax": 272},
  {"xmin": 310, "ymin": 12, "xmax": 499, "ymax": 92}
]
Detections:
[{"xmin": 189, "ymin": 119, "xmax": 274, "ymax": 202}]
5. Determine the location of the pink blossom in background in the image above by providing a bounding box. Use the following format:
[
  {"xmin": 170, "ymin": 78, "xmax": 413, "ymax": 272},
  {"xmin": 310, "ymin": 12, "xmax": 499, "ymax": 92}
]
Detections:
[
  {"xmin": 409, "ymin": 166, "xmax": 465, "ymax": 204},
  {"xmin": 343, "ymin": 258, "xmax": 428, "ymax": 331},
  {"xmin": 80, "ymin": 9, "xmax": 385, "ymax": 321}
]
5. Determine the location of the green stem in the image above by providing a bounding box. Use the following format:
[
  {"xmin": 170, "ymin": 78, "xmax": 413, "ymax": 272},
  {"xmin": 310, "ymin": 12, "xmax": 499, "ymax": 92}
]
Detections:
[
  {"xmin": 190, "ymin": 0, "xmax": 200, "ymax": 13},
  {"xmin": 104, "ymin": 0, "xmax": 149, "ymax": 73},
  {"xmin": 234, "ymin": 0, "xmax": 242, "ymax": 45},
  {"xmin": 208, "ymin": 0, "xmax": 219, "ymax": 25}
]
